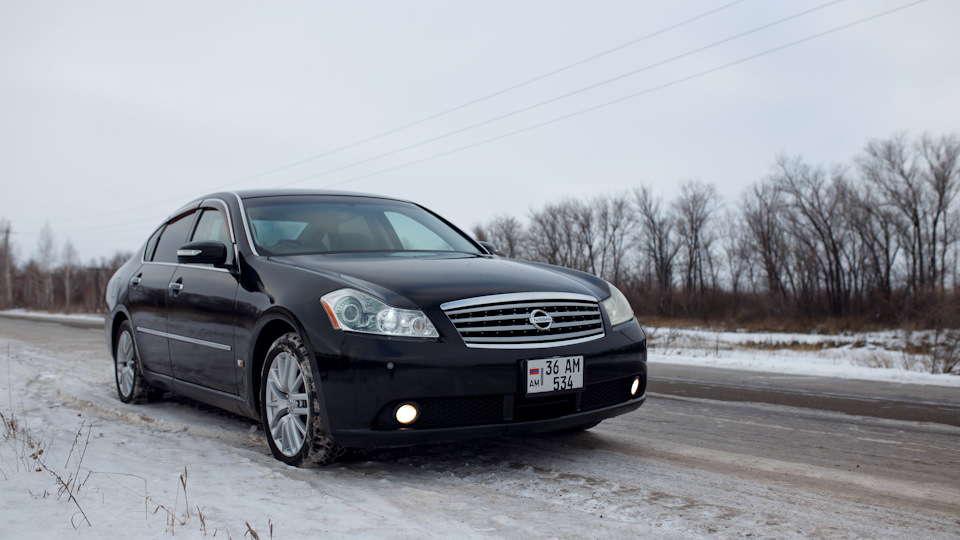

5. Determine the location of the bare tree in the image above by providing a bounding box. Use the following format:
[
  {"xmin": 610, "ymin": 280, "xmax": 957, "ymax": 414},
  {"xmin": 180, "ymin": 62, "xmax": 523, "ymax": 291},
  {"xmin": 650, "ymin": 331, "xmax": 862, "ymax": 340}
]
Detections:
[
  {"xmin": 718, "ymin": 209, "xmax": 751, "ymax": 296},
  {"xmin": 527, "ymin": 201, "xmax": 587, "ymax": 271},
  {"xmin": 62, "ymin": 240, "xmax": 78, "ymax": 312},
  {"xmin": 672, "ymin": 180, "xmax": 720, "ymax": 296},
  {"xmin": 473, "ymin": 215, "xmax": 527, "ymax": 258},
  {"xmin": 858, "ymin": 133, "xmax": 928, "ymax": 292},
  {"xmin": 773, "ymin": 156, "xmax": 852, "ymax": 316},
  {"xmin": 633, "ymin": 187, "xmax": 679, "ymax": 313},
  {"xmin": 0, "ymin": 219, "xmax": 12, "ymax": 308},
  {"xmin": 36, "ymin": 222, "xmax": 57, "ymax": 309},
  {"xmin": 847, "ymin": 185, "xmax": 901, "ymax": 303},
  {"xmin": 741, "ymin": 181, "xmax": 793, "ymax": 302},
  {"xmin": 595, "ymin": 194, "xmax": 637, "ymax": 284},
  {"xmin": 917, "ymin": 133, "xmax": 960, "ymax": 291},
  {"xmin": 570, "ymin": 200, "xmax": 599, "ymax": 275}
]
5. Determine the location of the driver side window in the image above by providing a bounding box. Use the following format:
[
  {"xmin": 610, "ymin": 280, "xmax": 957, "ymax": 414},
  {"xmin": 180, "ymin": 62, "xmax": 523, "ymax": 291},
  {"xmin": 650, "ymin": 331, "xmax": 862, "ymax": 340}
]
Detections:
[
  {"xmin": 191, "ymin": 208, "xmax": 234, "ymax": 263},
  {"xmin": 153, "ymin": 211, "xmax": 198, "ymax": 264}
]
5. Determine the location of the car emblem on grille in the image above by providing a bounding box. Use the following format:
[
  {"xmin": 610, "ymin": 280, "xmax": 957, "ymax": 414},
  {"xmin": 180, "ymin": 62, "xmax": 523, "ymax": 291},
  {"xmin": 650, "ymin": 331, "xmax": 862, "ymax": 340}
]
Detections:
[{"xmin": 528, "ymin": 309, "xmax": 553, "ymax": 331}]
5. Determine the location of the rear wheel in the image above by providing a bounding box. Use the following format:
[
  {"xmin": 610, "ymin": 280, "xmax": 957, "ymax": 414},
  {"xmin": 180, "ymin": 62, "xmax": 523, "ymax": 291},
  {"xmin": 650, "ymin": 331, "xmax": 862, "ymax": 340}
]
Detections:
[
  {"xmin": 260, "ymin": 332, "xmax": 342, "ymax": 467},
  {"xmin": 114, "ymin": 321, "xmax": 162, "ymax": 404}
]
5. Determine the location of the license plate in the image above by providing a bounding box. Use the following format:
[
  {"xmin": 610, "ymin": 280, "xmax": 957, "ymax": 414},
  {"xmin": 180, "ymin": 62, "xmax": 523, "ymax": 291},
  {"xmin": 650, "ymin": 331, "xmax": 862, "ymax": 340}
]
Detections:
[{"xmin": 525, "ymin": 356, "xmax": 584, "ymax": 395}]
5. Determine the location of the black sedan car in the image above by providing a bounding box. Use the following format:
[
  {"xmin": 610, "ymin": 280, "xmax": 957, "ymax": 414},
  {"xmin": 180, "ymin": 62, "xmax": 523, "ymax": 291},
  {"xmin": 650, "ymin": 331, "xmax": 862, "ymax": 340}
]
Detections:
[{"xmin": 105, "ymin": 190, "xmax": 647, "ymax": 466}]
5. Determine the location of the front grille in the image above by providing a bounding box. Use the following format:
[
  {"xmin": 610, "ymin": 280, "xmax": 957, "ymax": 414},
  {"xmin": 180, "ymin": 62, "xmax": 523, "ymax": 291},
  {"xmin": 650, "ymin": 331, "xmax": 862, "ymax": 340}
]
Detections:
[{"xmin": 441, "ymin": 292, "xmax": 605, "ymax": 349}]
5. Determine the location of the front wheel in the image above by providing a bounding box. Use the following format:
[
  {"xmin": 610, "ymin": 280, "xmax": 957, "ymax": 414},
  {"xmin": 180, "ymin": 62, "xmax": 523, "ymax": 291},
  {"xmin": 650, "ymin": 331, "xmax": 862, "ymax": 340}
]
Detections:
[{"xmin": 260, "ymin": 332, "xmax": 342, "ymax": 467}]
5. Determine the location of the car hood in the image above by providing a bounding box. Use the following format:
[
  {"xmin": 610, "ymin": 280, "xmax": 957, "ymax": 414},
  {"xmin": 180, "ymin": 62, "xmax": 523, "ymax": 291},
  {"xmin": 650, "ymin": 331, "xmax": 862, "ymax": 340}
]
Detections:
[{"xmin": 273, "ymin": 252, "xmax": 605, "ymax": 309}]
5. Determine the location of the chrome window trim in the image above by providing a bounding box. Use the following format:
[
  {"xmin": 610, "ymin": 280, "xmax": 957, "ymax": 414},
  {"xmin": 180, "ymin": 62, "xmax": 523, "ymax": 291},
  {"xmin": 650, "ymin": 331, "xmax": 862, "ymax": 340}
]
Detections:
[
  {"xmin": 136, "ymin": 326, "xmax": 232, "ymax": 352},
  {"xmin": 187, "ymin": 198, "xmax": 239, "ymax": 272},
  {"xmin": 441, "ymin": 292, "xmax": 598, "ymax": 311},
  {"xmin": 140, "ymin": 261, "xmax": 232, "ymax": 274},
  {"xmin": 198, "ymin": 197, "xmax": 238, "ymax": 245},
  {"xmin": 141, "ymin": 198, "xmax": 240, "ymax": 270},
  {"xmin": 230, "ymin": 192, "xmax": 261, "ymax": 256}
]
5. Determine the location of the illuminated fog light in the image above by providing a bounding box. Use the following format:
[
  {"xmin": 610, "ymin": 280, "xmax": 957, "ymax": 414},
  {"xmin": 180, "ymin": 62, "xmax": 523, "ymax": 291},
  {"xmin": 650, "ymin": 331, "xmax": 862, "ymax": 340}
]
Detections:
[
  {"xmin": 395, "ymin": 403, "xmax": 420, "ymax": 425},
  {"xmin": 630, "ymin": 377, "xmax": 641, "ymax": 396}
]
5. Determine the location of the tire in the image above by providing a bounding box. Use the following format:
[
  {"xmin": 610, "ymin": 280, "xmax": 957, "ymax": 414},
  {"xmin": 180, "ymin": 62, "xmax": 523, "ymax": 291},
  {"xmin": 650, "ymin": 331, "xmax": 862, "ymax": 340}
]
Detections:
[
  {"xmin": 114, "ymin": 321, "xmax": 162, "ymax": 404},
  {"xmin": 260, "ymin": 332, "xmax": 343, "ymax": 467}
]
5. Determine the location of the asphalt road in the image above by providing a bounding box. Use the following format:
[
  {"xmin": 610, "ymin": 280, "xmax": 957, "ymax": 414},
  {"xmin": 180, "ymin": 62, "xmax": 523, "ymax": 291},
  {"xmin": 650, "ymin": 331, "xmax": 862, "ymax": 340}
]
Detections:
[
  {"xmin": 2, "ymin": 314, "xmax": 959, "ymax": 537},
  {"xmin": 5, "ymin": 310, "xmax": 956, "ymax": 427},
  {"xmin": 649, "ymin": 362, "xmax": 960, "ymax": 427}
]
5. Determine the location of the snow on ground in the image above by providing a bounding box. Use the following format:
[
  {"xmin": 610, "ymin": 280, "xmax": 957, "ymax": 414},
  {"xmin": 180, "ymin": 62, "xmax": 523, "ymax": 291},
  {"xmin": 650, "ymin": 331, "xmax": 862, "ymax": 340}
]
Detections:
[
  {"xmin": 0, "ymin": 309, "xmax": 104, "ymax": 325},
  {"xmin": 3, "ymin": 310, "xmax": 957, "ymax": 387},
  {"xmin": 2, "ymin": 313, "xmax": 959, "ymax": 538},
  {"xmin": 644, "ymin": 326, "xmax": 960, "ymax": 387}
]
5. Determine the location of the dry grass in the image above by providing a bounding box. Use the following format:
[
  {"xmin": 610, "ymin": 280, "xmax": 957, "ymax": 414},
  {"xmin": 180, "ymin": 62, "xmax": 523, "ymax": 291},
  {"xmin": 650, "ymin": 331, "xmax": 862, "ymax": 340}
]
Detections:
[
  {"xmin": 2, "ymin": 343, "xmax": 279, "ymax": 537},
  {"xmin": 639, "ymin": 315, "xmax": 896, "ymax": 335}
]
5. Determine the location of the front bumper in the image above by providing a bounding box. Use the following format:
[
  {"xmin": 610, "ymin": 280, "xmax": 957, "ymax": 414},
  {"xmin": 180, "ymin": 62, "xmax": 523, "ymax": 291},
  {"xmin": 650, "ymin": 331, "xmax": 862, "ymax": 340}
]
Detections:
[
  {"xmin": 332, "ymin": 393, "xmax": 645, "ymax": 447},
  {"xmin": 316, "ymin": 319, "xmax": 648, "ymax": 448}
]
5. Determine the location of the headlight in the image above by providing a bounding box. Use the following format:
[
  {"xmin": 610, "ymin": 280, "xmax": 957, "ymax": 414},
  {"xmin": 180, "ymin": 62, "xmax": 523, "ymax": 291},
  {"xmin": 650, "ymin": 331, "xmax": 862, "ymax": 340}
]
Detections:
[
  {"xmin": 601, "ymin": 281, "xmax": 634, "ymax": 326},
  {"xmin": 321, "ymin": 289, "xmax": 439, "ymax": 338}
]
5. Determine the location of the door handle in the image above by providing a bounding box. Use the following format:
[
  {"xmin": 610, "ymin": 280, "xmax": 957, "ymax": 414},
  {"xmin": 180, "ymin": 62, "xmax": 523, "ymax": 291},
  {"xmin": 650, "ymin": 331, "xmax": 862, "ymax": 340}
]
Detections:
[
  {"xmin": 168, "ymin": 282, "xmax": 184, "ymax": 292},
  {"xmin": 130, "ymin": 276, "xmax": 142, "ymax": 286}
]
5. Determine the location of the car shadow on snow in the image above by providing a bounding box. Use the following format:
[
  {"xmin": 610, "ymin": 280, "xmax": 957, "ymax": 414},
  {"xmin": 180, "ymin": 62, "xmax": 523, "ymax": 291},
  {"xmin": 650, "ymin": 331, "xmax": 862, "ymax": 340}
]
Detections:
[{"xmin": 142, "ymin": 392, "xmax": 618, "ymax": 472}]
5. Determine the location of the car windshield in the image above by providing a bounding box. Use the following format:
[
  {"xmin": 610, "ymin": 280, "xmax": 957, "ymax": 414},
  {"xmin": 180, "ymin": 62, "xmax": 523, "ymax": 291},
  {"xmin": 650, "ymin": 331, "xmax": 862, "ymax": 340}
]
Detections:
[{"xmin": 242, "ymin": 195, "xmax": 482, "ymax": 256}]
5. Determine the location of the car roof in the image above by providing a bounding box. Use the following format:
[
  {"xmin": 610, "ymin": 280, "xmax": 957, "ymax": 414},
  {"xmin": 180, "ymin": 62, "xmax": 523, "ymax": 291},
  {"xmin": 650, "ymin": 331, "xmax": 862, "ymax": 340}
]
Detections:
[
  {"xmin": 164, "ymin": 189, "xmax": 415, "ymax": 224},
  {"xmin": 230, "ymin": 188, "xmax": 406, "ymax": 201}
]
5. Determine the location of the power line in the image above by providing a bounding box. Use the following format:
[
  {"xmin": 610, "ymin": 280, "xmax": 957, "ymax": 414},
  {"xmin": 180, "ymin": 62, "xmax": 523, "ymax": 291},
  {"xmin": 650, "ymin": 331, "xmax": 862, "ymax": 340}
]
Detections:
[
  {"xmin": 220, "ymin": 0, "xmax": 751, "ymax": 185},
  {"xmin": 36, "ymin": 1, "xmax": 749, "ymax": 226},
  {"xmin": 278, "ymin": 0, "xmax": 848, "ymax": 187},
  {"xmin": 53, "ymin": 0, "xmax": 927, "ymax": 240},
  {"xmin": 315, "ymin": 0, "xmax": 929, "ymax": 190}
]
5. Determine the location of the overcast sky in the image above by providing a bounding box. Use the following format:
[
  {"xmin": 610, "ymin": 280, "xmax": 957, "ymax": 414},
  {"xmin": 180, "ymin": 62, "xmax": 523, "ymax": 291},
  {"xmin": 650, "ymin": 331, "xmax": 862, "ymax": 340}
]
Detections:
[{"xmin": 2, "ymin": 0, "xmax": 958, "ymax": 262}]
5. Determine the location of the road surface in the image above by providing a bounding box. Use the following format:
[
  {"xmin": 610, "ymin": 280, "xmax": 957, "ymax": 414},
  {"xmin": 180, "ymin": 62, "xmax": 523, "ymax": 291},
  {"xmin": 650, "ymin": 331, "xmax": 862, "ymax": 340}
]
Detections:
[{"xmin": 1, "ymin": 315, "xmax": 958, "ymax": 538}]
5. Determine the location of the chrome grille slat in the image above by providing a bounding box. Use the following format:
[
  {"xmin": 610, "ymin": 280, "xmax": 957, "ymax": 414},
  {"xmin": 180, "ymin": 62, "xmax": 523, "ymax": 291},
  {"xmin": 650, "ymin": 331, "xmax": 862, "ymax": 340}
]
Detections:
[
  {"xmin": 441, "ymin": 292, "xmax": 605, "ymax": 349},
  {"xmin": 458, "ymin": 320, "xmax": 600, "ymax": 333},
  {"xmin": 462, "ymin": 328, "xmax": 606, "ymax": 343},
  {"xmin": 450, "ymin": 309, "xmax": 601, "ymax": 324},
  {"xmin": 444, "ymin": 301, "xmax": 596, "ymax": 316}
]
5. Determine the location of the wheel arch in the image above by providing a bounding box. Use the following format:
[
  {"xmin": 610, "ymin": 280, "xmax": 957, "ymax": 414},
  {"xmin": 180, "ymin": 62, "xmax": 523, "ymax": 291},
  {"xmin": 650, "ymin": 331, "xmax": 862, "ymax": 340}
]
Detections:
[
  {"xmin": 248, "ymin": 308, "xmax": 332, "ymax": 419},
  {"xmin": 108, "ymin": 309, "xmax": 132, "ymax": 358}
]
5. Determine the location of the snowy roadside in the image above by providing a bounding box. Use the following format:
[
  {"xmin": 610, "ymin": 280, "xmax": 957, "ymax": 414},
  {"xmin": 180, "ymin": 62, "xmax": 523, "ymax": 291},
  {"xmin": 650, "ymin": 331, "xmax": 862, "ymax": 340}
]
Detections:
[
  {"xmin": 0, "ymin": 309, "xmax": 103, "ymax": 326},
  {"xmin": 2, "ymin": 309, "xmax": 958, "ymax": 388},
  {"xmin": 644, "ymin": 326, "xmax": 960, "ymax": 388},
  {"xmin": 3, "ymin": 316, "xmax": 959, "ymax": 538}
]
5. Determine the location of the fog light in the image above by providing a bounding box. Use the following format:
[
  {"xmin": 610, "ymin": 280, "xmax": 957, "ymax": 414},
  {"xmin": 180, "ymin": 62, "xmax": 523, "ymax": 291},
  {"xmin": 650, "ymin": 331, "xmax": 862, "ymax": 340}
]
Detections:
[
  {"xmin": 630, "ymin": 377, "xmax": 641, "ymax": 396},
  {"xmin": 395, "ymin": 402, "xmax": 420, "ymax": 425}
]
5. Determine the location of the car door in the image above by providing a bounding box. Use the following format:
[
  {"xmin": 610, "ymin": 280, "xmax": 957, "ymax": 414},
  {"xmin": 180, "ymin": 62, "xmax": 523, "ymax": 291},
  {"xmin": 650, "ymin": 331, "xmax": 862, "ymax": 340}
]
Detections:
[
  {"xmin": 127, "ymin": 209, "xmax": 199, "ymax": 377},
  {"xmin": 166, "ymin": 202, "xmax": 240, "ymax": 394}
]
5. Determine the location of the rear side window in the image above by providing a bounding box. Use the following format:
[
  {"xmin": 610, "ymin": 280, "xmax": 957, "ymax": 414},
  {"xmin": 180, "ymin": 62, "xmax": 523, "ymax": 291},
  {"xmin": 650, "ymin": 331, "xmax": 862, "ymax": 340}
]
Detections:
[
  {"xmin": 152, "ymin": 211, "xmax": 197, "ymax": 264},
  {"xmin": 143, "ymin": 226, "xmax": 163, "ymax": 261}
]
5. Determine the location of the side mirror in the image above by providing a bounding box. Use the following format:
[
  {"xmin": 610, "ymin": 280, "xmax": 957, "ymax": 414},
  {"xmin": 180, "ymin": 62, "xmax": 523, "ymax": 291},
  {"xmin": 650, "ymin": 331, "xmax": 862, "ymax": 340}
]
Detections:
[
  {"xmin": 477, "ymin": 241, "xmax": 499, "ymax": 256},
  {"xmin": 177, "ymin": 241, "xmax": 228, "ymax": 265}
]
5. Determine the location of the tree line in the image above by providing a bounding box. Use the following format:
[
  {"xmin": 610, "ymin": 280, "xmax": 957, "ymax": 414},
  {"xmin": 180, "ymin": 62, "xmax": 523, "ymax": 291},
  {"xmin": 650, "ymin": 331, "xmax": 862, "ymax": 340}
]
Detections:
[
  {"xmin": 0, "ymin": 221, "xmax": 131, "ymax": 313},
  {"xmin": 1, "ymin": 132, "xmax": 956, "ymax": 370},
  {"xmin": 474, "ymin": 133, "xmax": 960, "ymax": 337}
]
